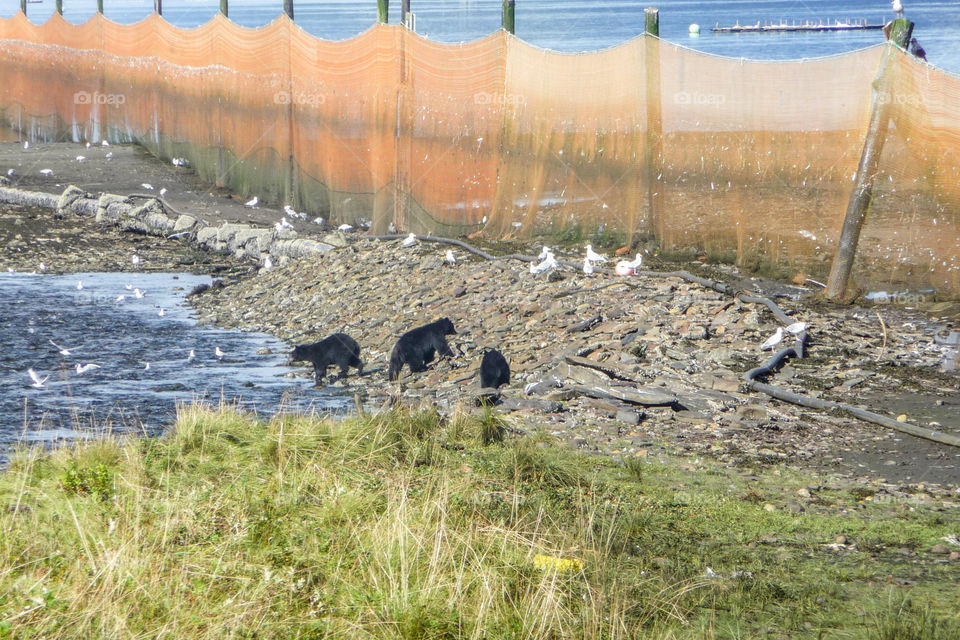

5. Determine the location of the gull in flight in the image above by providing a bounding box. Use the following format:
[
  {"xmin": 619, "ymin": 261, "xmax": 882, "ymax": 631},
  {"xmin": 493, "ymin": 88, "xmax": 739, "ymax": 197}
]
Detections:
[
  {"xmin": 585, "ymin": 244, "xmax": 608, "ymax": 264},
  {"xmin": 28, "ymin": 368, "xmax": 48, "ymax": 388},
  {"xmin": 583, "ymin": 257, "xmax": 594, "ymax": 274},
  {"xmin": 445, "ymin": 250, "xmax": 456, "ymax": 264},
  {"xmin": 402, "ymin": 233, "xmax": 417, "ymax": 247},
  {"xmin": 761, "ymin": 327, "xmax": 784, "ymax": 351},
  {"xmin": 75, "ymin": 363, "xmax": 101, "ymax": 374},
  {"xmin": 245, "ymin": 196, "xmax": 258, "ymax": 207},
  {"xmin": 49, "ymin": 339, "xmax": 80, "ymax": 356}
]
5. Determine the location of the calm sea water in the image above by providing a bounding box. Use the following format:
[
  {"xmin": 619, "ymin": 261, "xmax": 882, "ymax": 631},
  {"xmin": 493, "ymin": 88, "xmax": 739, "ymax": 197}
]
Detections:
[
  {"xmin": 0, "ymin": 272, "xmax": 351, "ymax": 458},
  {"xmin": 4, "ymin": 0, "xmax": 959, "ymax": 73}
]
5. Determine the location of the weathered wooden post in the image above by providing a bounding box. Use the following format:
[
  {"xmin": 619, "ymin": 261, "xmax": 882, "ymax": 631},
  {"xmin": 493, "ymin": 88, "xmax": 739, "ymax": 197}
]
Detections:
[
  {"xmin": 644, "ymin": 7, "xmax": 664, "ymax": 241},
  {"xmin": 97, "ymin": 0, "xmax": 103, "ymax": 13},
  {"xmin": 377, "ymin": 0, "xmax": 388, "ymax": 24},
  {"xmin": 825, "ymin": 18, "xmax": 913, "ymax": 300},
  {"xmin": 153, "ymin": 0, "xmax": 161, "ymax": 15},
  {"xmin": 401, "ymin": 0, "xmax": 410, "ymax": 27},
  {"xmin": 219, "ymin": 0, "xmax": 227, "ymax": 17},
  {"xmin": 20, "ymin": 0, "xmax": 26, "ymax": 15},
  {"xmin": 283, "ymin": 0, "xmax": 293, "ymax": 20},
  {"xmin": 502, "ymin": 0, "xmax": 515, "ymax": 34},
  {"xmin": 56, "ymin": 0, "xmax": 62, "ymax": 15}
]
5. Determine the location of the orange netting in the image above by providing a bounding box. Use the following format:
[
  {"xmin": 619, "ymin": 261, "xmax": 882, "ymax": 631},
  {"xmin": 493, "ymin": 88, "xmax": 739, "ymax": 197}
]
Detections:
[{"xmin": 0, "ymin": 12, "xmax": 957, "ymax": 295}]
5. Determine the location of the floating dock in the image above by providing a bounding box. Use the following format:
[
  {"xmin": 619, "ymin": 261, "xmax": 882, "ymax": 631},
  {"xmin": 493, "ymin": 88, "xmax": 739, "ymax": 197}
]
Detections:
[{"xmin": 712, "ymin": 20, "xmax": 884, "ymax": 33}]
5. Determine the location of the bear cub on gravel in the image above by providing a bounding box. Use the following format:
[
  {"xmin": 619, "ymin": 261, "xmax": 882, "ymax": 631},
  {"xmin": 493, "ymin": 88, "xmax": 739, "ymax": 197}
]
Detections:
[
  {"xmin": 388, "ymin": 317, "xmax": 457, "ymax": 381},
  {"xmin": 479, "ymin": 348, "xmax": 510, "ymax": 389},
  {"xmin": 290, "ymin": 333, "xmax": 364, "ymax": 386}
]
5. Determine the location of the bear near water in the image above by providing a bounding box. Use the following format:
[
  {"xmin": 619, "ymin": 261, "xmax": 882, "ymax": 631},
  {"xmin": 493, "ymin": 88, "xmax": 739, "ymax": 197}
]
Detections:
[
  {"xmin": 388, "ymin": 317, "xmax": 457, "ymax": 381},
  {"xmin": 289, "ymin": 333, "xmax": 363, "ymax": 386},
  {"xmin": 479, "ymin": 348, "xmax": 510, "ymax": 389}
]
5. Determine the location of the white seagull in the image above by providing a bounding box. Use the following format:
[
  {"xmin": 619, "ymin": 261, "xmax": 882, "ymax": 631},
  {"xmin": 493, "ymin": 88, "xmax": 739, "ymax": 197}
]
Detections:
[
  {"xmin": 101, "ymin": 140, "xmax": 110, "ymax": 146},
  {"xmin": 22, "ymin": 141, "xmax": 29, "ymax": 150},
  {"xmin": 187, "ymin": 349, "xmax": 195, "ymax": 362},
  {"xmin": 115, "ymin": 294, "xmax": 126, "ymax": 302},
  {"xmin": 75, "ymin": 363, "xmax": 101, "ymax": 374},
  {"xmin": 530, "ymin": 252, "xmax": 559, "ymax": 275},
  {"xmin": 141, "ymin": 183, "xmax": 153, "ymax": 190},
  {"xmin": 245, "ymin": 196, "xmax": 259, "ymax": 207},
  {"xmin": 402, "ymin": 233, "xmax": 417, "ymax": 247},
  {"xmin": 275, "ymin": 217, "xmax": 294, "ymax": 232},
  {"xmin": 76, "ymin": 280, "xmax": 83, "ymax": 290},
  {"xmin": 761, "ymin": 327, "xmax": 784, "ymax": 351},
  {"xmin": 215, "ymin": 346, "xmax": 225, "ymax": 360},
  {"xmin": 39, "ymin": 169, "xmax": 52, "ymax": 175},
  {"xmin": 785, "ymin": 322, "xmax": 808, "ymax": 335},
  {"xmin": 133, "ymin": 288, "xmax": 145, "ymax": 298},
  {"xmin": 264, "ymin": 255, "xmax": 273, "ymax": 271},
  {"xmin": 585, "ymin": 244, "xmax": 608, "ymax": 264},
  {"xmin": 338, "ymin": 224, "xmax": 353, "ymax": 232},
  {"xmin": 49, "ymin": 339, "xmax": 80, "ymax": 356},
  {"xmin": 159, "ymin": 188, "xmax": 167, "ymax": 196},
  {"xmin": 157, "ymin": 308, "xmax": 165, "ymax": 317},
  {"xmin": 312, "ymin": 216, "xmax": 324, "ymax": 226},
  {"xmin": 105, "ymin": 152, "xmax": 113, "ymax": 159},
  {"xmin": 892, "ymin": 0, "xmax": 903, "ymax": 16},
  {"xmin": 444, "ymin": 250, "xmax": 456, "ymax": 264},
  {"xmin": 144, "ymin": 362, "xmax": 150, "ymax": 370},
  {"xmin": 27, "ymin": 368, "xmax": 48, "ymax": 388},
  {"xmin": 583, "ymin": 257, "xmax": 594, "ymax": 274},
  {"xmin": 132, "ymin": 254, "xmax": 140, "ymax": 267},
  {"xmin": 537, "ymin": 246, "xmax": 552, "ymax": 261},
  {"xmin": 75, "ymin": 155, "xmax": 86, "ymax": 162}
]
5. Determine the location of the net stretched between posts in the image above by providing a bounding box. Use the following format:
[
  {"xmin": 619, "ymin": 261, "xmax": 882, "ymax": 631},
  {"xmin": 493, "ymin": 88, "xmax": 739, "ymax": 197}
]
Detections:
[{"xmin": 0, "ymin": 12, "xmax": 956, "ymax": 296}]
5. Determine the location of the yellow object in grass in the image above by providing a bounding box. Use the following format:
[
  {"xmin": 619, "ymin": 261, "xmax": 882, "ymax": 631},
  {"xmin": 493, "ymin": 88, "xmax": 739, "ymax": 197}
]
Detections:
[{"xmin": 533, "ymin": 554, "xmax": 584, "ymax": 572}]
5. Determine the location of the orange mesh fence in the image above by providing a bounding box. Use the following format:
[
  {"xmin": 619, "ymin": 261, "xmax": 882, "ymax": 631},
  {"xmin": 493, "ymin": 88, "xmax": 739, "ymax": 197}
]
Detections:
[{"xmin": 0, "ymin": 13, "xmax": 957, "ymax": 296}]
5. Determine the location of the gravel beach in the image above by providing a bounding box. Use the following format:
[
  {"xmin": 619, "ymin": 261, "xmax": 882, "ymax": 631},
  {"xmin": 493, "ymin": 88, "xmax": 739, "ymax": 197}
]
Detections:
[{"xmin": 2, "ymin": 140, "xmax": 960, "ymax": 499}]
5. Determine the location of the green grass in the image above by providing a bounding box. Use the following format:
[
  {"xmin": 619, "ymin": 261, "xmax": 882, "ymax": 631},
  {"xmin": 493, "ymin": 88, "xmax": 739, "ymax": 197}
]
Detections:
[{"xmin": 1, "ymin": 403, "xmax": 959, "ymax": 638}]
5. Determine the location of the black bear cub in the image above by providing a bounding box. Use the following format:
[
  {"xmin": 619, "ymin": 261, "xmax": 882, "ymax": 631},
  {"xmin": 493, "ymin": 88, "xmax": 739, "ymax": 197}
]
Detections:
[
  {"xmin": 479, "ymin": 349, "xmax": 510, "ymax": 389},
  {"xmin": 388, "ymin": 317, "xmax": 457, "ymax": 381},
  {"xmin": 289, "ymin": 333, "xmax": 363, "ymax": 386}
]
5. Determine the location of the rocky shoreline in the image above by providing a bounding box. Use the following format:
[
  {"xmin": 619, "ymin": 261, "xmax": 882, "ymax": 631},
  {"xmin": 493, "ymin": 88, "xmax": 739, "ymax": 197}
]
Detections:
[{"xmin": 2, "ymin": 176, "xmax": 960, "ymax": 497}]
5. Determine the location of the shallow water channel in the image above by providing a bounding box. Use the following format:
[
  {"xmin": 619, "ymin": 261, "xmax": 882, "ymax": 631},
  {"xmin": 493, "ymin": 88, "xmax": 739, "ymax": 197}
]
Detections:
[{"xmin": 0, "ymin": 271, "xmax": 351, "ymax": 459}]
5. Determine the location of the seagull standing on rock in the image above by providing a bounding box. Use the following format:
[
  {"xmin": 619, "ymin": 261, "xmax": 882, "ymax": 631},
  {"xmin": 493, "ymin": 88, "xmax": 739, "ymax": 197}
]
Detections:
[
  {"xmin": 761, "ymin": 327, "xmax": 784, "ymax": 351},
  {"xmin": 275, "ymin": 218, "xmax": 294, "ymax": 232},
  {"xmin": 444, "ymin": 250, "xmax": 456, "ymax": 264},
  {"xmin": 530, "ymin": 251, "xmax": 559, "ymax": 275},
  {"xmin": 583, "ymin": 257, "xmax": 594, "ymax": 274},
  {"xmin": 245, "ymin": 196, "xmax": 259, "ymax": 207},
  {"xmin": 402, "ymin": 233, "xmax": 417, "ymax": 247},
  {"xmin": 785, "ymin": 322, "xmax": 808, "ymax": 335},
  {"xmin": 585, "ymin": 244, "xmax": 608, "ymax": 264}
]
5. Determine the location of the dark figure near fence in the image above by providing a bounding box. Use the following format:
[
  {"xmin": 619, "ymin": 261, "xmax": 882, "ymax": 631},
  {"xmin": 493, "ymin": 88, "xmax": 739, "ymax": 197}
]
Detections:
[
  {"xmin": 910, "ymin": 37, "xmax": 927, "ymax": 61},
  {"xmin": 388, "ymin": 317, "xmax": 457, "ymax": 381},
  {"xmin": 289, "ymin": 333, "xmax": 363, "ymax": 385},
  {"xmin": 479, "ymin": 349, "xmax": 510, "ymax": 389}
]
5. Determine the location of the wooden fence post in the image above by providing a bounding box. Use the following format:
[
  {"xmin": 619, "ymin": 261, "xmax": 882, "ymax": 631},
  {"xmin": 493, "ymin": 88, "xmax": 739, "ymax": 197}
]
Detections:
[
  {"xmin": 825, "ymin": 18, "xmax": 913, "ymax": 300},
  {"xmin": 220, "ymin": 0, "xmax": 227, "ymax": 17},
  {"xmin": 20, "ymin": 0, "xmax": 26, "ymax": 15},
  {"xmin": 284, "ymin": 0, "xmax": 293, "ymax": 20},
  {"xmin": 502, "ymin": 0, "xmax": 515, "ymax": 34},
  {"xmin": 401, "ymin": 0, "xmax": 410, "ymax": 28},
  {"xmin": 56, "ymin": 0, "xmax": 63, "ymax": 15},
  {"xmin": 377, "ymin": 0, "xmax": 388, "ymax": 24},
  {"xmin": 153, "ymin": 0, "xmax": 161, "ymax": 15},
  {"xmin": 644, "ymin": 7, "xmax": 663, "ymax": 242},
  {"xmin": 97, "ymin": 0, "xmax": 103, "ymax": 13}
]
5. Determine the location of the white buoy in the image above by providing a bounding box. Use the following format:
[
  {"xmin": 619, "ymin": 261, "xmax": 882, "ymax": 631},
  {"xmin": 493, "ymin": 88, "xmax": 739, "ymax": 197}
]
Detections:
[{"xmin": 689, "ymin": 23, "xmax": 701, "ymax": 35}]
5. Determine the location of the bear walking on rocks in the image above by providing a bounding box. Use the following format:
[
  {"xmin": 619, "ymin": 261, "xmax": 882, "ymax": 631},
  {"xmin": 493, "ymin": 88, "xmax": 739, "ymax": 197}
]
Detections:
[
  {"xmin": 388, "ymin": 317, "xmax": 457, "ymax": 381},
  {"xmin": 479, "ymin": 349, "xmax": 510, "ymax": 389},
  {"xmin": 289, "ymin": 333, "xmax": 363, "ymax": 386}
]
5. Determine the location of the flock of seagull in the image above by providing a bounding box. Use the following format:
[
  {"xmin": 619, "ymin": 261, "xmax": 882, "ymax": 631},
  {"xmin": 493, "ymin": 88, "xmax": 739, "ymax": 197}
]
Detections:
[
  {"xmin": 22, "ymin": 269, "xmax": 229, "ymax": 390},
  {"xmin": 528, "ymin": 244, "xmax": 644, "ymax": 277}
]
